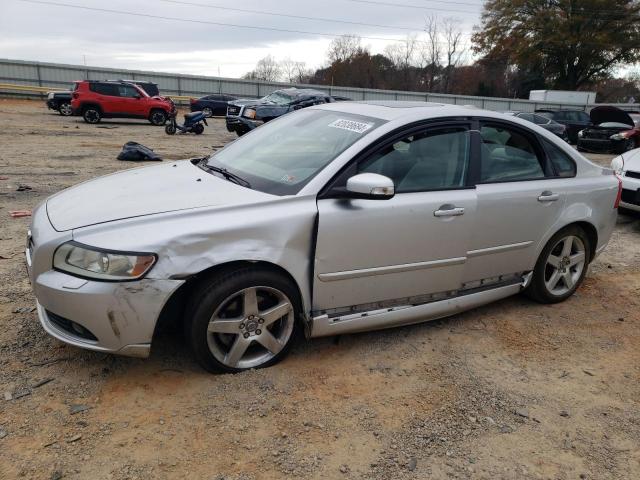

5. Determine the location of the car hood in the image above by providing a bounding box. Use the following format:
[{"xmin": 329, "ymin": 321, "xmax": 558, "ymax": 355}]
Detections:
[
  {"xmin": 46, "ymin": 160, "xmax": 272, "ymax": 231},
  {"xmin": 230, "ymin": 98, "xmax": 266, "ymax": 107},
  {"xmin": 621, "ymin": 148, "xmax": 640, "ymax": 172},
  {"xmin": 590, "ymin": 106, "xmax": 634, "ymax": 127}
]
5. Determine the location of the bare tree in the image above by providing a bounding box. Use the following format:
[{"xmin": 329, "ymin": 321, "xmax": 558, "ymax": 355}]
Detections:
[
  {"xmin": 243, "ymin": 55, "xmax": 282, "ymax": 82},
  {"xmin": 327, "ymin": 35, "xmax": 363, "ymax": 64},
  {"xmin": 384, "ymin": 34, "xmax": 418, "ymax": 89},
  {"xmin": 420, "ymin": 15, "xmax": 442, "ymax": 92},
  {"xmin": 280, "ymin": 58, "xmax": 311, "ymax": 83},
  {"xmin": 442, "ymin": 17, "xmax": 466, "ymax": 93}
]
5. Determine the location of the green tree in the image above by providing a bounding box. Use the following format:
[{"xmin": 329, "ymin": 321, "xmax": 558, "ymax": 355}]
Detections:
[{"xmin": 473, "ymin": 0, "xmax": 640, "ymax": 89}]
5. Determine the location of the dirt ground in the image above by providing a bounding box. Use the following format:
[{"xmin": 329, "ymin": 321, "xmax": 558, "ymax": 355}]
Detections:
[{"xmin": 0, "ymin": 98, "xmax": 639, "ymax": 480}]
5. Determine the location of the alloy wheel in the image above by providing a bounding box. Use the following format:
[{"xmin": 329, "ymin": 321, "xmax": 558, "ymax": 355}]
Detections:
[
  {"xmin": 544, "ymin": 235, "xmax": 586, "ymax": 296},
  {"xmin": 59, "ymin": 102, "xmax": 73, "ymax": 116},
  {"xmin": 203, "ymin": 107, "xmax": 213, "ymax": 117},
  {"xmin": 206, "ymin": 286, "xmax": 294, "ymax": 369}
]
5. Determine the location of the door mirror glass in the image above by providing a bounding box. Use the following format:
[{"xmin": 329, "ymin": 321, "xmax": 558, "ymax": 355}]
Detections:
[{"xmin": 346, "ymin": 173, "xmax": 395, "ymax": 199}]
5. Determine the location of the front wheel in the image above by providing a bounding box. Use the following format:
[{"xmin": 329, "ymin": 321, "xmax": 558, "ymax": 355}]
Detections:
[
  {"xmin": 185, "ymin": 268, "xmax": 301, "ymax": 373},
  {"xmin": 58, "ymin": 101, "xmax": 73, "ymax": 116},
  {"xmin": 149, "ymin": 110, "xmax": 167, "ymax": 126},
  {"xmin": 525, "ymin": 226, "xmax": 590, "ymax": 304},
  {"xmin": 193, "ymin": 123, "xmax": 204, "ymax": 135},
  {"xmin": 165, "ymin": 123, "xmax": 176, "ymax": 135}
]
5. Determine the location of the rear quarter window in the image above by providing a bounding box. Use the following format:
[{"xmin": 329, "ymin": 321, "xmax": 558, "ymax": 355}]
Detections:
[{"xmin": 542, "ymin": 139, "xmax": 576, "ymax": 177}]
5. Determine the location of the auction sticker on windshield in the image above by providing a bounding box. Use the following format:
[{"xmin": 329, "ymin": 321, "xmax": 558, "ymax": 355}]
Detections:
[{"xmin": 328, "ymin": 119, "xmax": 374, "ymax": 134}]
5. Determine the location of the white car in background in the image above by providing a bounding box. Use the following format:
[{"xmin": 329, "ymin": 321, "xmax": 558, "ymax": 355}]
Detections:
[{"xmin": 612, "ymin": 149, "xmax": 640, "ymax": 212}]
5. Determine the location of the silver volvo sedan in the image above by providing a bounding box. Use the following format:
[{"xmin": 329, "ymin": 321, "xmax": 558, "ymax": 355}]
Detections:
[{"xmin": 26, "ymin": 102, "xmax": 620, "ymax": 373}]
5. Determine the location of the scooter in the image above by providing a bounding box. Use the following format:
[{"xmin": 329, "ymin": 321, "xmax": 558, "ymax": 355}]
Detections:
[{"xmin": 165, "ymin": 99, "xmax": 208, "ymax": 135}]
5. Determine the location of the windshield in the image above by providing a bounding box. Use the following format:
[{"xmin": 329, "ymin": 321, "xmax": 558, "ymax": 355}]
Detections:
[
  {"xmin": 206, "ymin": 109, "xmax": 385, "ymax": 195},
  {"xmin": 263, "ymin": 91, "xmax": 294, "ymax": 105}
]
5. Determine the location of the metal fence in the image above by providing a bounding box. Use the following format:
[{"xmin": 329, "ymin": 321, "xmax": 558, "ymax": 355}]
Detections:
[{"xmin": 0, "ymin": 58, "xmax": 636, "ymax": 112}]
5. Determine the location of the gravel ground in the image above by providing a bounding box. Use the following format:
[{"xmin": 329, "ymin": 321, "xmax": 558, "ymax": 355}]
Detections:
[{"xmin": 0, "ymin": 99, "xmax": 639, "ymax": 480}]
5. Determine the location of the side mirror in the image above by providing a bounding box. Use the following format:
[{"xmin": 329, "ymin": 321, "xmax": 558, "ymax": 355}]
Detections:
[{"xmin": 345, "ymin": 173, "xmax": 395, "ymax": 200}]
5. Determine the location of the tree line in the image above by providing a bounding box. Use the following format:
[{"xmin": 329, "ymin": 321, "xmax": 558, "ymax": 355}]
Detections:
[{"xmin": 242, "ymin": 0, "xmax": 640, "ymax": 102}]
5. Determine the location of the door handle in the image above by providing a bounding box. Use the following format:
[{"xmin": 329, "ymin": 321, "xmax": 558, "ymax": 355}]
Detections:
[
  {"xmin": 538, "ymin": 191, "xmax": 559, "ymax": 202},
  {"xmin": 434, "ymin": 206, "xmax": 465, "ymax": 217}
]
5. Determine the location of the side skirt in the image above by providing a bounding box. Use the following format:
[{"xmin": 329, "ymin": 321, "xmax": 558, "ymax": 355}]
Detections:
[{"xmin": 309, "ymin": 274, "xmax": 531, "ymax": 338}]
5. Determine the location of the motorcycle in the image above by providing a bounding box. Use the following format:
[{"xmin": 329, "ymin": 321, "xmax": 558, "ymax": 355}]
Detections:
[{"xmin": 165, "ymin": 98, "xmax": 208, "ymax": 135}]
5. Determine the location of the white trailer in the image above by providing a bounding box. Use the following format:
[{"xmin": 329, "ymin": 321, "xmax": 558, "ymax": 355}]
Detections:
[{"xmin": 529, "ymin": 90, "xmax": 597, "ymax": 104}]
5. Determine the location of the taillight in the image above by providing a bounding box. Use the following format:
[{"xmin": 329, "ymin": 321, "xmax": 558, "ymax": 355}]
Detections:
[
  {"xmin": 190, "ymin": 98, "xmax": 195, "ymax": 103},
  {"xmin": 614, "ymin": 175, "xmax": 623, "ymax": 209}
]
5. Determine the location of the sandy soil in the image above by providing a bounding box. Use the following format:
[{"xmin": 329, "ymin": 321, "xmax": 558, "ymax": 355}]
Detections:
[{"xmin": 0, "ymin": 99, "xmax": 639, "ymax": 480}]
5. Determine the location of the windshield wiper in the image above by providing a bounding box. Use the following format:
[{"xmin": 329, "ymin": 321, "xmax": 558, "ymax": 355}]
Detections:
[{"xmin": 197, "ymin": 158, "xmax": 251, "ymax": 188}]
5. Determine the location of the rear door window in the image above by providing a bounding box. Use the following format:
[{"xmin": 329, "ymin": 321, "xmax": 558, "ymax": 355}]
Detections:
[
  {"xmin": 479, "ymin": 124, "xmax": 545, "ymax": 182},
  {"xmin": 90, "ymin": 83, "xmax": 120, "ymax": 96}
]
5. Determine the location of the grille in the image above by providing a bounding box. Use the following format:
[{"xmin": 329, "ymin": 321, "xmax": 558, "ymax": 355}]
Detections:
[
  {"xmin": 621, "ymin": 188, "xmax": 640, "ymax": 206},
  {"xmin": 626, "ymin": 170, "xmax": 640, "ymax": 180},
  {"xmin": 46, "ymin": 310, "xmax": 98, "ymax": 341},
  {"xmin": 227, "ymin": 105, "xmax": 241, "ymax": 116}
]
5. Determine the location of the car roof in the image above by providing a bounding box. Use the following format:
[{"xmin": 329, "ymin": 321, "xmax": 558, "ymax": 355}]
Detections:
[{"xmin": 312, "ymin": 100, "xmax": 495, "ymax": 121}]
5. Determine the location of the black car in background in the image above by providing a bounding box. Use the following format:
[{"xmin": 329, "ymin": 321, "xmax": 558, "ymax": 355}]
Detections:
[
  {"xmin": 226, "ymin": 88, "xmax": 350, "ymax": 136},
  {"xmin": 45, "ymin": 89, "xmax": 73, "ymax": 116},
  {"xmin": 504, "ymin": 111, "xmax": 568, "ymax": 141},
  {"xmin": 577, "ymin": 106, "xmax": 640, "ymax": 154},
  {"xmin": 190, "ymin": 94, "xmax": 238, "ymax": 117},
  {"xmin": 535, "ymin": 109, "xmax": 591, "ymax": 144}
]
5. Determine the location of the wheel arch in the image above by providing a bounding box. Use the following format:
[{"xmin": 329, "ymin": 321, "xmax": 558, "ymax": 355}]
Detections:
[
  {"xmin": 536, "ymin": 219, "xmax": 598, "ymax": 266},
  {"xmin": 152, "ymin": 260, "xmax": 308, "ymax": 342},
  {"xmin": 81, "ymin": 102, "xmax": 103, "ymax": 113}
]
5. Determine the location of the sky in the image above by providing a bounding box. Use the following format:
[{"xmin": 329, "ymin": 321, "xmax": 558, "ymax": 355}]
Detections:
[{"xmin": 0, "ymin": 0, "xmax": 484, "ymax": 78}]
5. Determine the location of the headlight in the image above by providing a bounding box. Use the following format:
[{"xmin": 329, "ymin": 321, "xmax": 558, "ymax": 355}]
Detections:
[
  {"xmin": 578, "ymin": 130, "xmax": 584, "ymax": 138},
  {"xmin": 610, "ymin": 156, "xmax": 625, "ymax": 174},
  {"xmin": 53, "ymin": 242, "xmax": 156, "ymax": 281},
  {"xmin": 243, "ymin": 108, "xmax": 257, "ymax": 119},
  {"xmin": 610, "ymin": 133, "xmax": 628, "ymax": 141}
]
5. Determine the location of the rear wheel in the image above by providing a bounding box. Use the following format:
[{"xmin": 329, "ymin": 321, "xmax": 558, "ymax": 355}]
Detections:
[
  {"xmin": 58, "ymin": 101, "xmax": 73, "ymax": 116},
  {"xmin": 149, "ymin": 110, "xmax": 167, "ymax": 126},
  {"xmin": 202, "ymin": 107, "xmax": 213, "ymax": 117},
  {"xmin": 526, "ymin": 226, "xmax": 590, "ymax": 304},
  {"xmin": 82, "ymin": 106, "xmax": 101, "ymax": 124},
  {"xmin": 185, "ymin": 268, "xmax": 300, "ymax": 373}
]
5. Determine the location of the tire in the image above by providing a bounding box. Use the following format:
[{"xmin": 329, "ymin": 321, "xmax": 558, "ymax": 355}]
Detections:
[
  {"xmin": 193, "ymin": 123, "xmax": 204, "ymax": 135},
  {"xmin": 185, "ymin": 267, "xmax": 301, "ymax": 373},
  {"xmin": 202, "ymin": 107, "xmax": 213, "ymax": 117},
  {"xmin": 82, "ymin": 106, "xmax": 101, "ymax": 124},
  {"xmin": 165, "ymin": 123, "xmax": 176, "ymax": 135},
  {"xmin": 149, "ymin": 109, "xmax": 167, "ymax": 126},
  {"xmin": 525, "ymin": 225, "xmax": 591, "ymax": 304},
  {"xmin": 58, "ymin": 101, "xmax": 73, "ymax": 116}
]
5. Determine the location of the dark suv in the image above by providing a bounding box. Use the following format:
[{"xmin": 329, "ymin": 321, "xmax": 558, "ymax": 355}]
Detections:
[
  {"xmin": 535, "ymin": 109, "xmax": 591, "ymax": 144},
  {"xmin": 71, "ymin": 80, "xmax": 172, "ymax": 125},
  {"xmin": 46, "ymin": 88, "xmax": 73, "ymax": 116},
  {"xmin": 226, "ymin": 88, "xmax": 348, "ymax": 136}
]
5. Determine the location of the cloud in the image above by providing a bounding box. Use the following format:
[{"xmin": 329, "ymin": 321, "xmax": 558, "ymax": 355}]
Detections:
[{"xmin": 0, "ymin": 0, "xmax": 482, "ymax": 77}]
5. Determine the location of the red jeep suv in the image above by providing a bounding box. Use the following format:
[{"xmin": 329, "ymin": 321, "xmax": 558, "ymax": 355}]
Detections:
[{"xmin": 71, "ymin": 80, "xmax": 172, "ymax": 125}]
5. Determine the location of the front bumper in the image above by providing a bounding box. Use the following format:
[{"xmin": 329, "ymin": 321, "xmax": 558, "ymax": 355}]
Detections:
[
  {"xmin": 26, "ymin": 205, "xmax": 184, "ymax": 357},
  {"xmin": 225, "ymin": 116, "xmax": 262, "ymax": 133},
  {"xmin": 577, "ymin": 137, "xmax": 627, "ymax": 153}
]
